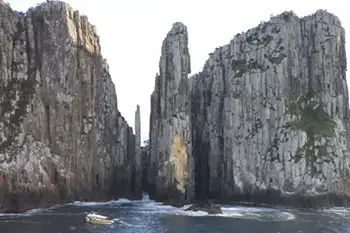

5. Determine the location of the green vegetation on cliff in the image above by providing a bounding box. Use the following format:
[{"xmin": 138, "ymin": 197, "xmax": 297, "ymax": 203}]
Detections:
[{"xmin": 286, "ymin": 92, "xmax": 336, "ymax": 171}]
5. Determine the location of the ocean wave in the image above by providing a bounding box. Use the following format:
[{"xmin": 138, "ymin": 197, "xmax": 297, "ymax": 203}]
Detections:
[
  {"xmin": 174, "ymin": 207, "xmax": 295, "ymax": 221},
  {"xmin": 321, "ymin": 207, "xmax": 350, "ymax": 217},
  {"xmin": 69, "ymin": 198, "xmax": 133, "ymax": 207},
  {"xmin": 0, "ymin": 207, "xmax": 45, "ymax": 217},
  {"xmin": 134, "ymin": 199, "xmax": 296, "ymax": 221}
]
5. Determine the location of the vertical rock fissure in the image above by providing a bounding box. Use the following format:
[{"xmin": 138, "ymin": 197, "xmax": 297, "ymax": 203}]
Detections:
[
  {"xmin": 45, "ymin": 104, "xmax": 51, "ymax": 145},
  {"xmin": 219, "ymin": 51, "xmax": 227, "ymax": 197}
]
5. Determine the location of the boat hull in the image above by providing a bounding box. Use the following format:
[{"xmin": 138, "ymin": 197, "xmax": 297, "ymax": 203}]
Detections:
[{"xmin": 86, "ymin": 219, "xmax": 114, "ymax": 225}]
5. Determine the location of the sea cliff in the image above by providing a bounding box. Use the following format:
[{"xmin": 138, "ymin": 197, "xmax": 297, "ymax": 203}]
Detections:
[
  {"xmin": 146, "ymin": 10, "xmax": 350, "ymax": 208},
  {"xmin": 0, "ymin": 1, "xmax": 142, "ymax": 212}
]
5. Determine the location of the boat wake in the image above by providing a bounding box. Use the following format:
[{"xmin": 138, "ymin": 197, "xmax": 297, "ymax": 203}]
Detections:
[{"xmin": 111, "ymin": 218, "xmax": 132, "ymax": 227}]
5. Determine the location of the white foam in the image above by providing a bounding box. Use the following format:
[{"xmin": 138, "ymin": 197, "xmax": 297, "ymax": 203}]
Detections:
[
  {"xmin": 71, "ymin": 201, "xmax": 108, "ymax": 206},
  {"xmin": 321, "ymin": 207, "xmax": 350, "ymax": 217},
  {"xmin": 323, "ymin": 207, "xmax": 349, "ymax": 213},
  {"xmin": 0, "ymin": 193, "xmax": 296, "ymax": 222},
  {"xmin": 24, "ymin": 208, "xmax": 43, "ymax": 214},
  {"xmin": 0, "ymin": 213, "xmax": 18, "ymax": 217},
  {"xmin": 69, "ymin": 197, "xmax": 133, "ymax": 207},
  {"xmin": 0, "ymin": 207, "xmax": 45, "ymax": 217},
  {"xmin": 135, "ymin": 198, "xmax": 296, "ymax": 221}
]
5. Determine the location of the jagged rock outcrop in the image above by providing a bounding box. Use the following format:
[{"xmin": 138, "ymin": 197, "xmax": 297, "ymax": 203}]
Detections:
[
  {"xmin": 185, "ymin": 200, "xmax": 222, "ymax": 214},
  {"xmin": 148, "ymin": 22, "xmax": 194, "ymax": 203},
  {"xmin": 148, "ymin": 10, "xmax": 350, "ymax": 207},
  {"xmin": 0, "ymin": 1, "xmax": 141, "ymax": 212}
]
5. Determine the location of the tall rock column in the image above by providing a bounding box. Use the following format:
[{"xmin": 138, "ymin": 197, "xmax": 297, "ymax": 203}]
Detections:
[
  {"xmin": 149, "ymin": 22, "xmax": 194, "ymax": 203},
  {"xmin": 133, "ymin": 104, "xmax": 142, "ymax": 198}
]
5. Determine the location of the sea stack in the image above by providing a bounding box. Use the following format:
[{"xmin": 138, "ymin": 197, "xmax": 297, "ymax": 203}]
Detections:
[
  {"xmin": 133, "ymin": 104, "xmax": 142, "ymax": 198},
  {"xmin": 148, "ymin": 22, "xmax": 195, "ymax": 204}
]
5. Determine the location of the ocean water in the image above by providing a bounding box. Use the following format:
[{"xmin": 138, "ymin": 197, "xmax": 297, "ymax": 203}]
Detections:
[{"xmin": 0, "ymin": 194, "xmax": 349, "ymax": 233}]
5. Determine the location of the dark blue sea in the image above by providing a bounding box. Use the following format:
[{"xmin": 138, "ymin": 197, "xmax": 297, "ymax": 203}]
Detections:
[{"xmin": 0, "ymin": 194, "xmax": 349, "ymax": 233}]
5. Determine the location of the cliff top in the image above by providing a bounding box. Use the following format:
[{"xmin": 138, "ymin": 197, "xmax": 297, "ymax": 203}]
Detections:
[
  {"xmin": 162, "ymin": 21, "xmax": 189, "ymax": 51},
  {"xmin": 0, "ymin": 0, "xmax": 10, "ymax": 8},
  {"xmin": 184, "ymin": 8, "xmax": 345, "ymax": 79},
  {"xmin": 7, "ymin": 0, "xmax": 116, "ymax": 66},
  {"xmin": 229, "ymin": 9, "xmax": 343, "ymax": 49},
  {"xmin": 0, "ymin": 0, "xmax": 98, "ymax": 44},
  {"xmin": 167, "ymin": 22, "xmax": 188, "ymax": 36},
  {"xmin": 236, "ymin": 9, "xmax": 342, "ymax": 47}
]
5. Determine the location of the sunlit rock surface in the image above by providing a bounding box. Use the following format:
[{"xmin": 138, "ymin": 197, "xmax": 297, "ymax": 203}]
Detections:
[{"xmin": 0, "ymin": 1, "xmax": 141, "ymax": 212}]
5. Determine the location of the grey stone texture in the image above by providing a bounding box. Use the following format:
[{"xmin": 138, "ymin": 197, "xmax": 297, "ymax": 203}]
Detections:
[
  {"xmin": 0, "ymin": 1, "xmax": 141, "ymax": 212},
  {"xmin": 147, "ymin": 10, "xmax": 350, "ymax": 207}
]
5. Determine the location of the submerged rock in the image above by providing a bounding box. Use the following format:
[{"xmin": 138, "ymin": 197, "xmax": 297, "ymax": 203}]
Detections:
[
  {"xmin": 0, "ymin": 1, "xmax": 141, "ymax": 212},
  {"xmin": 147, "ymin": 10, "xmax": 350, "ymax": 208}
]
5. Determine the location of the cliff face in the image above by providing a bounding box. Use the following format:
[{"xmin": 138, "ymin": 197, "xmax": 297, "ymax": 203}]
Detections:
[
  {"xmin": 0, "ymin": 1, "xmax": 141, "ymax": 212},
  {"xmin": 148, "ymin": 22, "xmax": 194, "ymax": 202},
  {"xmin": 148, "ymin": 10, "xmax": 350, "ymax": 207}
]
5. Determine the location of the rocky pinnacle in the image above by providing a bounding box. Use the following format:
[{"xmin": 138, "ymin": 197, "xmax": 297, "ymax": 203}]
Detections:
[
  {"xmin": 149, "ymin": 22, "xmax": 194, "ymax": 203},
  {"xmin": 134, "ymin": 104, "xmax": 142, "ymax": 198}
]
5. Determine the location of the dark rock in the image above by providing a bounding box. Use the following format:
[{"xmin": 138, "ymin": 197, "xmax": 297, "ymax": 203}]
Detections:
[
  {"xmin": 161, "ymin": 199, "xmax": 186, "ymax": 208},
  {"xmin": 185, "ymin": 200, "xmax": 222, "ymax": 214}
]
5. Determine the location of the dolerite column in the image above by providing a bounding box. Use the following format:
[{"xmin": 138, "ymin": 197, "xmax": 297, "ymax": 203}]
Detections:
[
  {"xmin": 134, "ymin": 104, "xmax": 142, "ymax": 198},
  {"xmin": 149, "ymin": 22, "xmax": 194, "ymax": 203}
]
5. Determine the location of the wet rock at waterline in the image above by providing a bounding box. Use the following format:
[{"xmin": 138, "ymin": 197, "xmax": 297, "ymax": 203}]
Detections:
[
  {"xmin": 185, "ymin": 201, "xmax": 223, "ymax": 214},
  {"xmin": 0, "ymin": 1, "xmax": 141, "ymax": 212},
  {"xmin": 147, "ymin": 10, "xmax": 350, "ymax": 208}
]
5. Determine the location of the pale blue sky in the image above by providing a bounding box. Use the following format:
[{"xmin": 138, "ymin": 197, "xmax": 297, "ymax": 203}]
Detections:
[{"xmin": 7, "ymin": 0, "xmax": 350, "ymax": 144}]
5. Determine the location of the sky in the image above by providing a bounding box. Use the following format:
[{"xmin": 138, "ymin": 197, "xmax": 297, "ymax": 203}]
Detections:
[{"xmin": 6, "ymin": 0, "xmax": 350, "ymax": 144}]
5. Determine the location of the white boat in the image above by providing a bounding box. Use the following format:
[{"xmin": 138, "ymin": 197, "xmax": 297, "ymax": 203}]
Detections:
[
  {"xmin": 87, "ymin": 213, "xmax": 108, "ymax": 219},
  {"xmin": 85, "ymin": 213, "xmax": 114, "ymax": 225}
]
